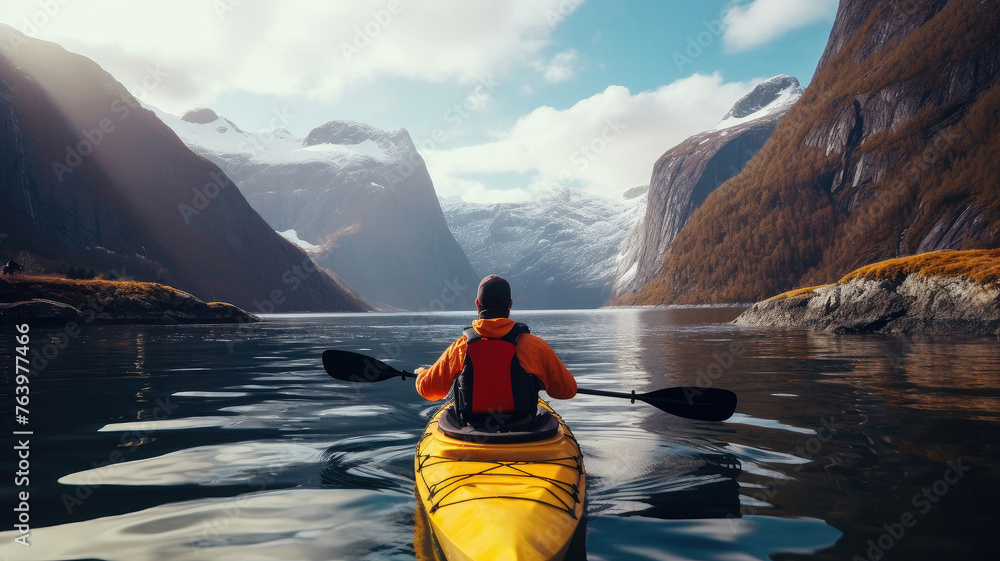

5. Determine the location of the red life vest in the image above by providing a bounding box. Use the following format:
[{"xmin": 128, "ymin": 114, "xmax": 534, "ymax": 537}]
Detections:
[{"xmin": 453, "ymin": 322, "xmax": 538, "ymax": 427}]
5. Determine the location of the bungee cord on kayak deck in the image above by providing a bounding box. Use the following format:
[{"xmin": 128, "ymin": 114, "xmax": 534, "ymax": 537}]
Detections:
[{"xmin": 416, "ymin": 421, "xmax": 584, "ymax": 517}]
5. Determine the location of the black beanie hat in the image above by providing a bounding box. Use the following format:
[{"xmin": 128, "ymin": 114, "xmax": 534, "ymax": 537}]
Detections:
[{"xmin": 477, "ymin": 275, "xmax": 511, "ymax": 318}]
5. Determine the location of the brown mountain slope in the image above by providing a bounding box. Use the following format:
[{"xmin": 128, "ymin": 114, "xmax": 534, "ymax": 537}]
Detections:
[
  {"xmin": 613, "ymin": 75, "xmax": 803, "ymax": 298},
  {"xmin": 0, "ymin": 25, "xmax": 369, "ymax": 312},
  {"xmin": 619, "ymin": 0, "xmax": 1000, "ymax": 305}
]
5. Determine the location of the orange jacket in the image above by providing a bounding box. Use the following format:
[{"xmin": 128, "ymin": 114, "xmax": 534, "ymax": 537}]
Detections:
[{"xmin": 415, "ymin": 318, "xmax": 577, "ymax": 401}]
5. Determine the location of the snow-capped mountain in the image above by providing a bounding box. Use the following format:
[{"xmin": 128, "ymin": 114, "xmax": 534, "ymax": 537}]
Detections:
[
  {"xmin": 613, "ymin": 75, "xmax": 803, "ymax": 299},
  {"xmin": 0, "ymin": 26, "xmax": 368, "ymax": 312},
  {"xmin": 440, "ymin": 187, "xmax": 646, "ymax": 309},
  {"xmin": 716, "ymin": 75, "xmax": 803, "ymax": 129},
  {"xmin": 159, "ymin": 108, "xmax": 479, "ymax": 311}
]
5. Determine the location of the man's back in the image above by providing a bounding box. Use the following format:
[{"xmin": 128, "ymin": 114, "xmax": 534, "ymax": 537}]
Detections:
[{"xmin": 415, "ymin": 275, "xmax": 577, "ymax": 428}]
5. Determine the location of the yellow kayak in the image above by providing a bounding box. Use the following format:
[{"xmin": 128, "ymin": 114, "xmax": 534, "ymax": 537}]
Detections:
[{"xmin": 414, "ymin": 401, "xmax": 586, "ymax": 561}]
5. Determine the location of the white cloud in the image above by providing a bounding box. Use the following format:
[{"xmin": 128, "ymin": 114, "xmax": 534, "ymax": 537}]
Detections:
[
  {"xmin": 722, "ymin": 0, "xmax": 837, "ymax": 52},
  {"xmin": 443, "ymin": 179, "xmax": 532, "ymax": 204},
  {"xmin": 541, "ymin": 49, "xmax": 579, "ymax": 83},
  {"xmin": 0, "ymin": 0, "xmax": 584, "ymax": 114},
  {"xmin": 423, "ymin": 73, "xmax": 756, "ymax": 202}
]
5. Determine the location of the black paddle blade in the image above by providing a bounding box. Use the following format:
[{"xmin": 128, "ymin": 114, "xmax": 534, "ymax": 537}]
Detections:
[
  {"xmin": 575, "ymin": 386, "xmax": 738, "ymax": 421},
  {"xmin": 638, "ymin": 387, "xmax": 738, "ymax": 422},
  {"xmin": 321, "ymin": 350, "xmax": 410, "ymax": 383}
]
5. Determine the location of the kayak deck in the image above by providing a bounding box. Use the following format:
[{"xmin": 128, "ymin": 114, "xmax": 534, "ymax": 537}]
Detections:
[{"xmin": 415, "ymin": 401, "xmax": 585, "ymax": 561}]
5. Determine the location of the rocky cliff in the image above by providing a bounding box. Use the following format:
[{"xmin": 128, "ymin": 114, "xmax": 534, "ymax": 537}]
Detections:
[
  {"xmin": 613, "ymin": 76, "xmax": 803, "ymax": 298},
  {"xmin": 622, "ymin": 0, "xmax": 1000, "ymax": 305},
  {"xmin": 161, "ymin": 112, "xmax": 479, "ymax": 311},
  {"xmin": 734, "ymin": 250, "xmax": 1000, "ymax": 335},
  {"xmin": 0, "ymin": 25, "xmax": 369, "ymax": 312}
]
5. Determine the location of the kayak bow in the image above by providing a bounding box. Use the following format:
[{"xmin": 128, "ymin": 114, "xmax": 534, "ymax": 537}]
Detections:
[{"xmin": 414, "ymin": 401, "xmax": 585, "ymax": 561}]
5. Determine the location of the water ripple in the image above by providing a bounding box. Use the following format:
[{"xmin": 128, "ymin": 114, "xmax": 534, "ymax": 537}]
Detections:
[
  {"xmin": 58, "ymin": 441, "xmax": 329, "ymax": 486},
  {"xmin": 0, "ymin": 489, "xmax": 410, "ymax": 561}
]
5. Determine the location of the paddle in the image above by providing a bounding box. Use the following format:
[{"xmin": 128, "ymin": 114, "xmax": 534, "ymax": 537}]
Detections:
[
  {"xmin": 573, "ymin": 387, "xmax": 736, "ymax": 422},
  {"xmin": 322, "ymin": 349, "xmax": 414, "ymax": 383},
  {"xmin": 322, "ymin": 349, "xmax": 737, "ymax": 422}
]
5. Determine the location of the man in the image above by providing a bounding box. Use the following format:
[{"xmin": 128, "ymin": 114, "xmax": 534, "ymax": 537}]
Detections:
[{"xmin": 415, "ymin": 275, "xmax": 577, "ymax": 430}]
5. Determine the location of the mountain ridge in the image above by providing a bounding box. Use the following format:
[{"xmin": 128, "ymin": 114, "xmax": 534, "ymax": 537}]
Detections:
[
  {"xmin": 0, "ymin": 24, "xmax": 369, "ymax": 312},
  {"xmin": 441, "ymin": 187, "xmax": 643, "ymax": 309},
  {"xmin": 160, "ymin": 108, "xmax": 479, "ymax": 311}
]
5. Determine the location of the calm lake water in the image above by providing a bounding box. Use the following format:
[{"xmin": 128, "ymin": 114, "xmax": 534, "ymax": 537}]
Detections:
[{"xmin": 1, "ymin": 308, "xmax": 998, "ymax": 560}]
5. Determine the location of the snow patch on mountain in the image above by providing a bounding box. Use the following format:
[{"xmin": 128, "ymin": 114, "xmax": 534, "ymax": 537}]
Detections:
[
  {"xmin": 440, "ymin": 187, "xmax": 645, "ymax": 309},
  {"xmin": 716, "ymin": 75, "xmax": 803, "ymax": 130},
  {"xmin": 155, "ymin": 108, "xmax": 393, "ymax": 166},
  {"xmin": 278, "ymin": 229, "xmax": 317, "ymax": 250}
]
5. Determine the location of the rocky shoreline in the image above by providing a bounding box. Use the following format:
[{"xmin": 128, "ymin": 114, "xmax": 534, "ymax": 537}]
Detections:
[
  {"xmin": 735, "ymin": 266, "xmax": 1000, "ymax": 336},
  {"xmin": 0, "ymin": 276, "xmax": 260, "ymax": 326}
]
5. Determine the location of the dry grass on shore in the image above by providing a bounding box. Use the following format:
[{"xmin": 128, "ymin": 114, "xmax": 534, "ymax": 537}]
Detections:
[
  {"xmin": 839, "ymin": 249, "xmax": 1000, "ymax": 288},
  {"xmin": 763, "ymin": 249, "xmax": 1000, "ymax": 302},
  {"xmin": 0, "ymin": 274, "xmax": 198, "ymax": 305}
]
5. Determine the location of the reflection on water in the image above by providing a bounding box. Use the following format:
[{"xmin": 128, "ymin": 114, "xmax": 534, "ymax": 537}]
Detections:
[
  {"xmin": 0, "ymin": 309, "xmax": 998, "ymax": 560},
  {"xmin": 14, "ymin": 489, "xmax": 413, "ymax": 561}
]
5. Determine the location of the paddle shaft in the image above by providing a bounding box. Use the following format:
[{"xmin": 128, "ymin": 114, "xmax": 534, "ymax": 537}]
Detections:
[
  {"xmin": 322, "ymin": 349, "xmax": 736, "ymax": 420},
  {"xmin": 576, "ymin": 387, "xmax": 639, "ymax": 401}
]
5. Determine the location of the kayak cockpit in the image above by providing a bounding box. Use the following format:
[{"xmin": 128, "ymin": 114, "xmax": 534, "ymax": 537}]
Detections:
[{"xmin": 436, "ymin": 405, "xmax": 561, "ymax": 444}]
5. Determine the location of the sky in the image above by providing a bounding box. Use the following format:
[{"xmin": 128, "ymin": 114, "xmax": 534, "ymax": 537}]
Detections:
[{"xmin": 0, "ymin": 0, "xmax": 838, "ymax": 203}]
